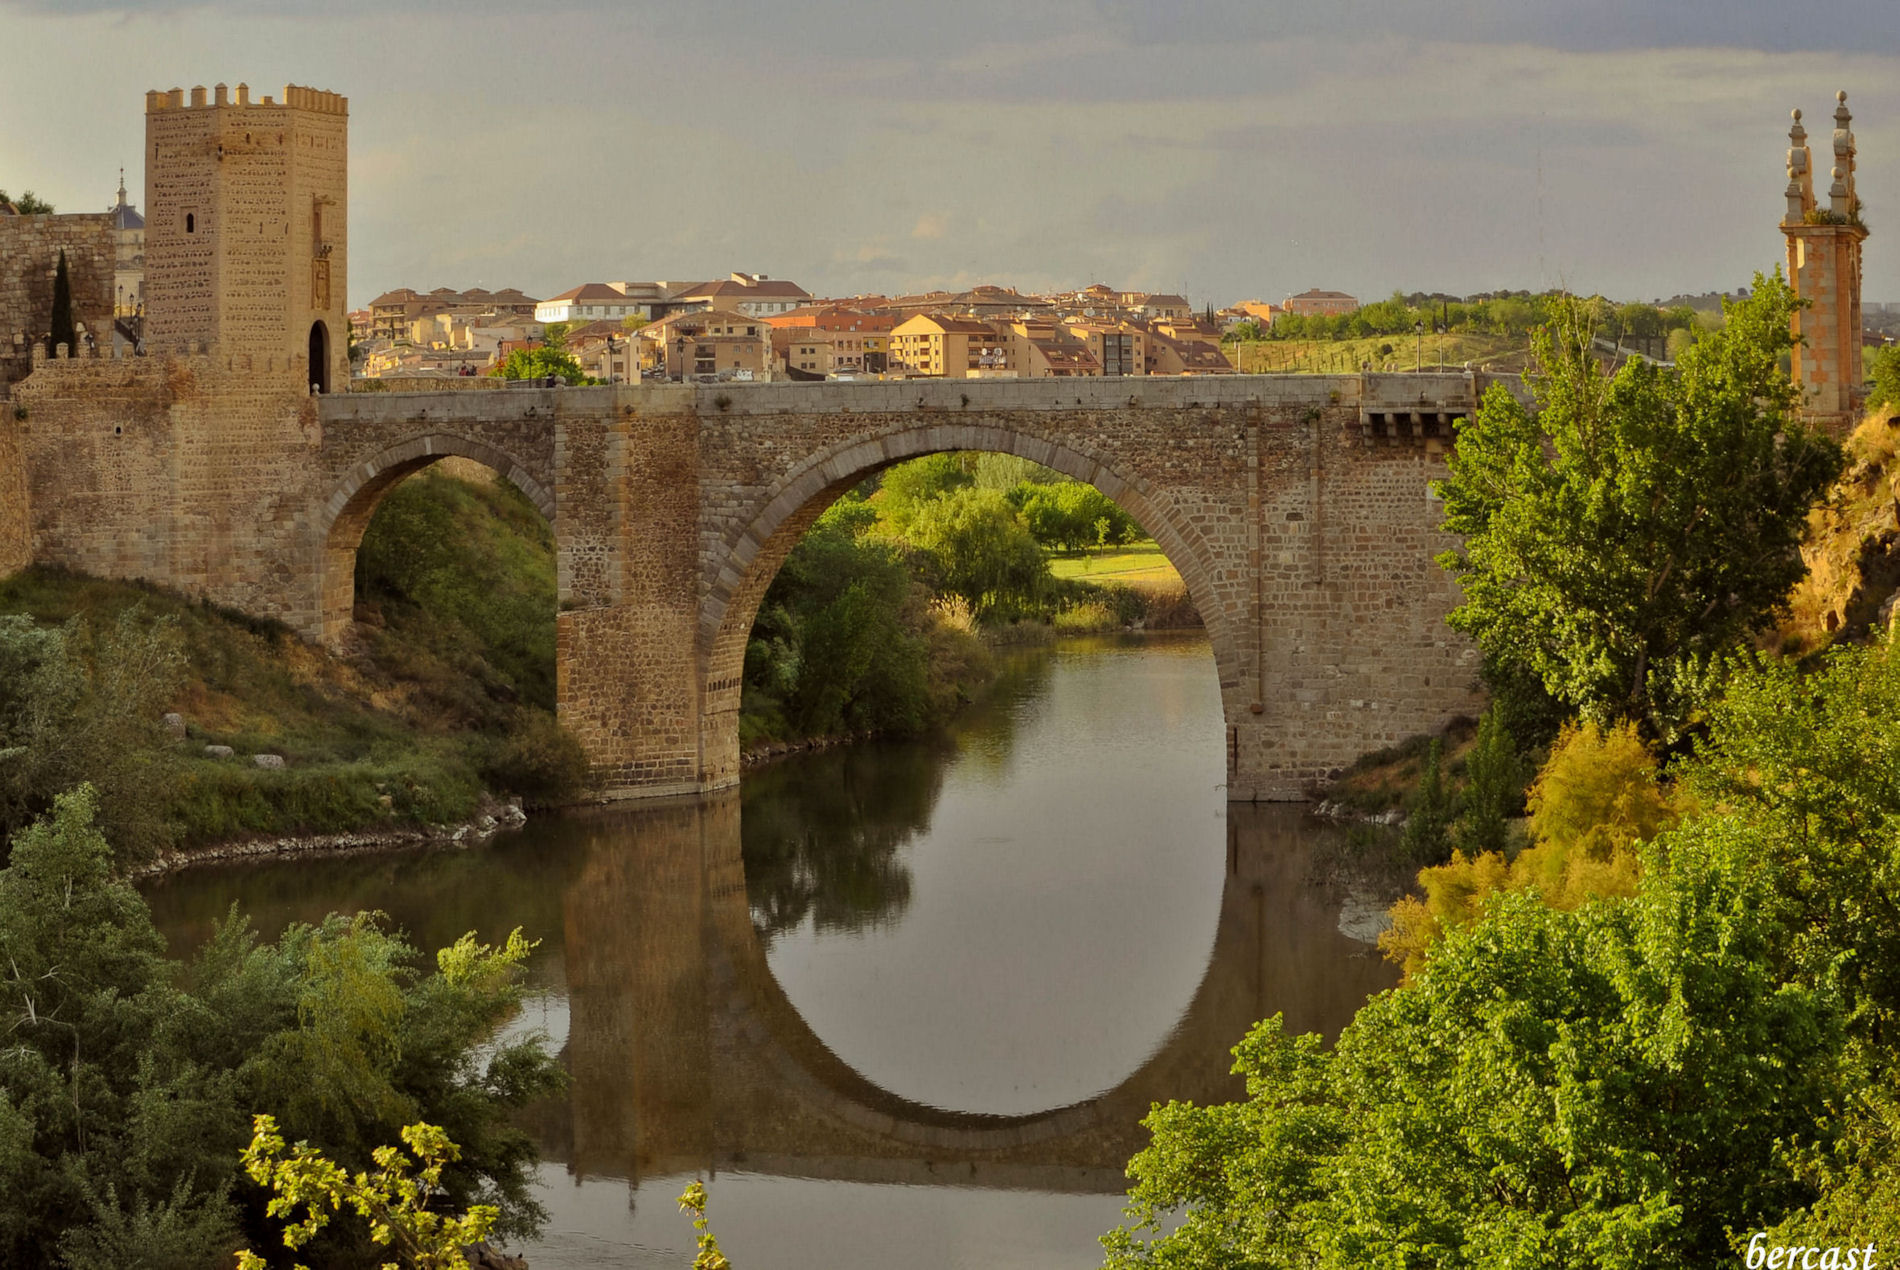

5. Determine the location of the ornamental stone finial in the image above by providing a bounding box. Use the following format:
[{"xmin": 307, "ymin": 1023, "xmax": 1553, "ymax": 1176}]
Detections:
[
  {"xmin": 1787, "ymin": 107, "xmax": 1814, "ymax": 219},
  {"xmin": 1832, "ymin": 90, "xmax": 1857, "ymax": 207}
]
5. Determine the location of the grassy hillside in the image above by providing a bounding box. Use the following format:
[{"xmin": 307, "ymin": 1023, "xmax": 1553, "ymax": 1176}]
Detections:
[{"xmin": 0, "ymin": 469, "xmax": 581, "ymax": 853}]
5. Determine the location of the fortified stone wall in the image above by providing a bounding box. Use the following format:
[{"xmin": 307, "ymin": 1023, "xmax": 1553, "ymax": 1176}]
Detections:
[
  {"xmin": 0, "ymin": 214, "xmax": 116, "ymax": 385},
  {"xmin": 0, "ymin": 407, "xmax": 26, "ymax": 577},
  {"xmin": 12, "ymin": 350, "xmax": 315, "ymax": 613}
]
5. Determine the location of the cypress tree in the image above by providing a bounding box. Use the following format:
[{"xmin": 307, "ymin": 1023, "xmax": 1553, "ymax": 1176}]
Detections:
[{"xmin": 47, "ymin": 249, "xmax": 75, "ymax": 356}]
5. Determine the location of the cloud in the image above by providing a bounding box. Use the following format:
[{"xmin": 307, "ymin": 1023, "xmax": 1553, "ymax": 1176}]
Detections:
[{"xmin": 4, "ymin": 4, "xmax": 1897, "ymax": 307}]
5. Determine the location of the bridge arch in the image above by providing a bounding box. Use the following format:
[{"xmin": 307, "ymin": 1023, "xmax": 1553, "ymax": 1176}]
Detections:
[
  {"xmin": 314, "ymin": 431, "xmax": 556, "ymax": 645},
  {"xmin": 695, "ymin": 420, "xmax": 1244, "ymax": 786}
]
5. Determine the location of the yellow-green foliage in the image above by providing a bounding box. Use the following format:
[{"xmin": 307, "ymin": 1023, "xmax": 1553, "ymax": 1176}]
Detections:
[{"xmin": 1381, "ymin": 721, "xmax": 1674, "ymax": 974}]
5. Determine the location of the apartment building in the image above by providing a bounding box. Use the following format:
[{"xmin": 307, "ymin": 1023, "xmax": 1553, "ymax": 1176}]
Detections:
[
  {"xmin": 636, "ymin": 308, "xmax": 771, "ymax": 380},
  {"xmin": 889, "ymin": 314, "xmax": 1010, "ymax": 377},
  {"xmin": 1067, "ymin": 321, "xmax": 1147, "ymax": 375},
  {"xmin": 1003, "ymin": 320, "xmax": 1101, "ymax": 377}
]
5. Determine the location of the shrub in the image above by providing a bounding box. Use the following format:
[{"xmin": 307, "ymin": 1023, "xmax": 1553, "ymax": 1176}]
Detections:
[
  {"xmin": 476, "ymin": 710, "xmax": 589, "ymax": 806},
  {"xmin": 1381, "ymin": 720, "xmax": 1670, "ymax": 974}
]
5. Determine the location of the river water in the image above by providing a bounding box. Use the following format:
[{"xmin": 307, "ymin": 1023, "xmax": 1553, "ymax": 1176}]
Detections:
[{"xmin": 142, "ymin": 631, "xmax": 1398, "ymax": 1269}]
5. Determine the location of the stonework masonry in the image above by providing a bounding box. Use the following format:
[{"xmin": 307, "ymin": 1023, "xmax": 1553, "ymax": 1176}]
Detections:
[
  {"xmin": 144, "ymin": 82, "xmax": 349, "ymax": 392},
  {"xmin": 12, "ymin": 369, "xmax": 1488, "ymax": 801},
  {"xmin": 0, "ymin": 214, "xmax": 115, "ymax": 385}
]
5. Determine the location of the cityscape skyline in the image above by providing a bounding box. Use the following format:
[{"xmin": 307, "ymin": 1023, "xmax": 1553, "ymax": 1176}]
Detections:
[{"xmin": 3, "ymin": 0, "xmax": 1897, "ymax": 309}]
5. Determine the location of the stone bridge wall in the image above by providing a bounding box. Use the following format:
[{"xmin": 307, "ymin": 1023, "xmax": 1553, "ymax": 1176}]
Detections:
[{"xmin": 4, "ymin": 367, "xmax": 1488, "ymax": 800}]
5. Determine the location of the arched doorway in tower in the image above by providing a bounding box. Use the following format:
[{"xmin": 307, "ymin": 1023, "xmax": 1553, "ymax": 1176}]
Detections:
[{"xmin": 308, "ymin": 320, "xmax": 331, "ymax": 394}]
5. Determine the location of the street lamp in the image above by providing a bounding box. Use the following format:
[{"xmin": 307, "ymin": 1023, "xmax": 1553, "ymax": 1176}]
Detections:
[{"xmin": 1414, "ymin": 320, "xmax": 1424, "ymax": 372}]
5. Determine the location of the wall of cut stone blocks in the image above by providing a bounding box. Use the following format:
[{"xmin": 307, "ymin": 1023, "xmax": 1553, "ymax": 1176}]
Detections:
[
  {"xmin": 9, "ymin": 370, "xmax": 1483, "ymax": 802},
  {"xmin": 1787, "ymin": 222, "xmax": 1869, "ymax": 430},
  {"xmin": 0, "ymin": 412, "xmax": 27, "ymax": 577},
  {"xmin": 0, "ymin": 214, "xmax": 116, "ymax": 386}
]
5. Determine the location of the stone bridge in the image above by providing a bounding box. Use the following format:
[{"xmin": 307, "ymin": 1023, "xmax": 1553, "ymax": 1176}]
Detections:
[{"xmin": 5, "ymin": 360, "xmax": 1491, "ymax": 798}]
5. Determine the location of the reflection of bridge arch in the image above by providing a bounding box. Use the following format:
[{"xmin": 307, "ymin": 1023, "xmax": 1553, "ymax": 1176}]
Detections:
[
  {"xmin": 313, "ymin": 430, "xmax": 556, "ymax": 644},
  {"xmin": 555, "ymin": 794, "xmax": 1396, "ymax": 1188}
]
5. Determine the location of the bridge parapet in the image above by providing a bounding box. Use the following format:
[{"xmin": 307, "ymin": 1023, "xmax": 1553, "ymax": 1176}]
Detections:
[{"xmin": 326, "ymin": 371, "xmax": 1517, "ymax": 428}]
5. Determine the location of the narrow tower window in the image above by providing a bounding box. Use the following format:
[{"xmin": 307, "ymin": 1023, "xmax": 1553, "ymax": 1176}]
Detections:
[{"xmin": 184, "ymin": 213, "xmax": 195, "ymax": 234}]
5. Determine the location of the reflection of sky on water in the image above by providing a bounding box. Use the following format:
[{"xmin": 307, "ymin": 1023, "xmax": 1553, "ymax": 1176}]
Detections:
[
  {"xmin": 521, "ymin": 1170, "xmax": 1133, "ymax": 1270},
  {"xmin": 755, "ymin": 632, "xmax": 1228, "ymax": 1116}
]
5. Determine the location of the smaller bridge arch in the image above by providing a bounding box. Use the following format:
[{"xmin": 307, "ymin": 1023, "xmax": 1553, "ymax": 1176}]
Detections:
[{"xmin": 314, "ymin": 430, "xmax": 556, "ymax": 645}]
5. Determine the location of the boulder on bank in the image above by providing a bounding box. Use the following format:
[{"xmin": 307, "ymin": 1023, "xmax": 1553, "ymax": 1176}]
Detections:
[{"xmin": 252, "ymin": 753, "xmax": 285, "ymax": 770}]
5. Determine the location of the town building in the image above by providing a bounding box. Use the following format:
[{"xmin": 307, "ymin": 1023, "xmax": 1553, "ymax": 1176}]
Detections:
[
  {"xmin": 535, "ymin": 282, "xmax": 650, "ymax": 325},
  {"xmin": 888, "ymin": 313, "xmax": 1009, "ymax": 377},
  {"xmin": 1282, "ymin": 288, "xmax": 1359, "ymax": 317},
  {"xmin": 664, "ymin": 272, "xmax": 811, "ymax": 318},
  {"xmin": 634, "ymin": 307, "xmax": 771, "ymax": 381}
]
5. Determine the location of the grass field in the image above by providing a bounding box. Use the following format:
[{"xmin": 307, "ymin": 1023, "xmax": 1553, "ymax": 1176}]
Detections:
[
  {"xmin": 1224, "ymin": 331, "xmax": 1533, "ymax": 375},
  {"xmin": 1049, "ymin": 541, "xmax": 1184, "ymax": 588}
]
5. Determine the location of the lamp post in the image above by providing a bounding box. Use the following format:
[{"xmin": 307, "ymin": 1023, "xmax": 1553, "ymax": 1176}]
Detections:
[{"xmin": 1415, "ymin": 320, "xmax": 1423, "ymax": 372}]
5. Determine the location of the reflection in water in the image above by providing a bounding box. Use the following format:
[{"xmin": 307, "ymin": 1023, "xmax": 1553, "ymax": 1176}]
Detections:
[
  {"xmin": 141, "ymin": 633, "xmax": 1399, "ymax": 1270},
  {"xmin": 740, "ymin": 738, "xmax": 944, "ymax": 943}
]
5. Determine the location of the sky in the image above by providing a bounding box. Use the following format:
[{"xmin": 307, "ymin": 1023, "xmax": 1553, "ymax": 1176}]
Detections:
[{"xmin": 3, "ymin": 1, "xmax": 1896, "ymax": 311}]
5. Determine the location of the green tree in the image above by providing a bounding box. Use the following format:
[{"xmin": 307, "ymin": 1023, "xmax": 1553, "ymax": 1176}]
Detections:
[
  {"xmin": 490, "ymin": 346, "xmax": 587, "ymax": 385},
  {"xmin": 1454, "ymin": 702, "xmax": 1526, "ymax": 858},
  {"xmin": 1106, "ymin": 816, "xmax": 1844, "ymax": 1269},
  {"xmin": 0, "ymin": 788, "xmax": 565, "ymax": 1266},
  {"xmin": 1398, "ymin": 736, "xmax": 1453, "ymax": 868},
  {"xmin": 874, "ymin": 452, "xmax": 973, "ymax": 530},
  {"xmin": 1436, "ymin": 272, "xmax": 1841, "ymax": 738},
  {"xmin": 47, "ymin": 248, "xmax": 75, "ymax": 356},
  {"xmin": 0, "ymin": 188, "xmax": 54, "ymax": 215},
  {"xmin": 901, "ymin": 486, "xmax": 1046, "ymax": 619},
  {"xmin": 0, "ymin": 786, "xmax": 242, "ymax": 1268},
  {"xmin": 0, "ymin": 608, "xmax": 184, "ymax": 867},
  {"xmin": 742, "ymin": 499, "xmax": 937, "ymax": 742},
  {"xmin": 1869, "ymin": 344, "xmax": 1900, "ymax": 415}
]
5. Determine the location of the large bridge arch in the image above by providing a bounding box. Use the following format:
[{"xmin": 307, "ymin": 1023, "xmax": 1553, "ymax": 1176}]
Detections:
[
  {"xmin": 694, "ymin": 419, "xmax": 1245, "ymax": 790},
  {"xmin": 313, "ymin": 430, "xmax": 556, "ymax": 646}
]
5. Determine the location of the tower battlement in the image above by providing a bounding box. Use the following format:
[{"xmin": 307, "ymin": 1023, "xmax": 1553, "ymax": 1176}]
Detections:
[{"xmin": 144, "ymin": 84, "xmax": 348, "ymax": 115}]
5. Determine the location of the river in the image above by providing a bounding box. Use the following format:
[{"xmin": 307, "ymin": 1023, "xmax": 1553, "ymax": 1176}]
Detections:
[{"xmin": 142, "ymin": 631, "xmax": 1398, "ymax": 1269}]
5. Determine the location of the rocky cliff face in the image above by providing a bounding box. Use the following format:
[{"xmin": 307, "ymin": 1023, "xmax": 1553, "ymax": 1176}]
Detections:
[{"xmin": 1783, "ymin": 409, "xmax": 1900, "ymax": 653}]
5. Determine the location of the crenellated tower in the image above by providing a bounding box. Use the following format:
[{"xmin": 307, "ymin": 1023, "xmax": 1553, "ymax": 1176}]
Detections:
[
  {"xmin": 1782, "ymin": 90, "xmax": 1868, "ymax": 432},
  {"xmin": 143, "ymin": 81, "xmax": 348, "ymax": 391}
]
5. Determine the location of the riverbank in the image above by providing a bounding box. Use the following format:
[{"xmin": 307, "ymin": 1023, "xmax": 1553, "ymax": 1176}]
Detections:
[{"xmin": 130, "ymin": 796, "xmax": 529, "ymax": 878}]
